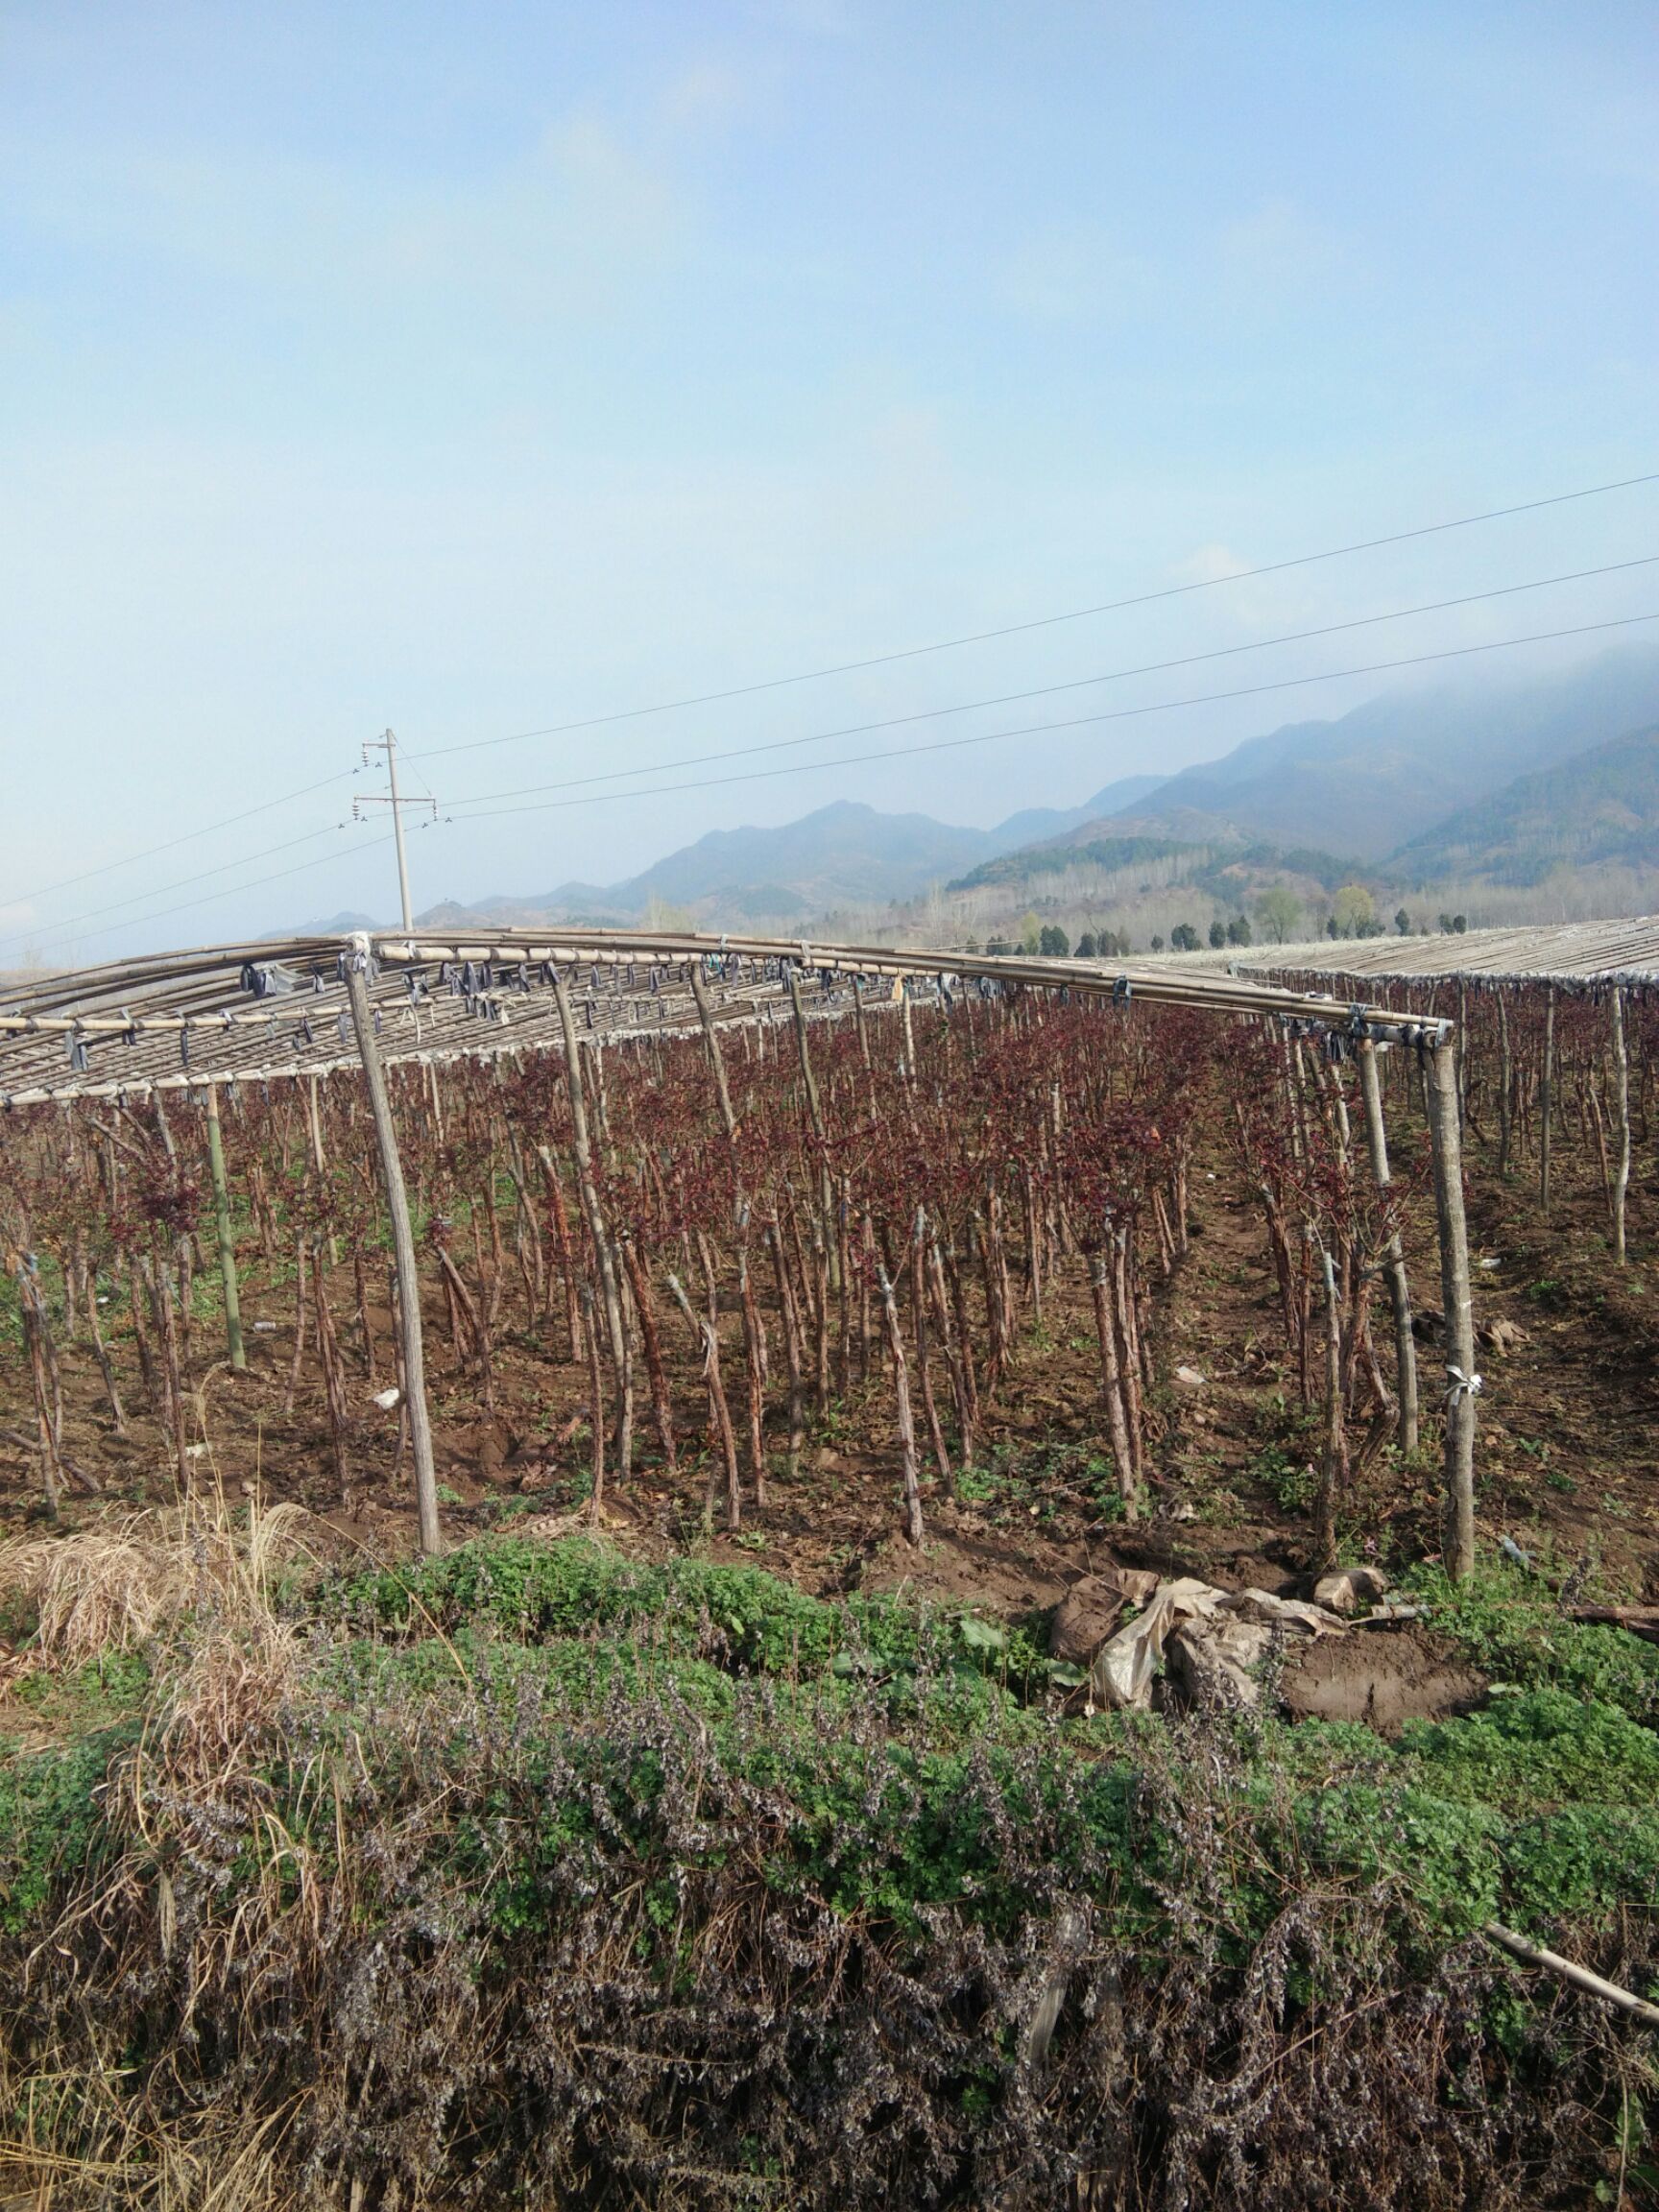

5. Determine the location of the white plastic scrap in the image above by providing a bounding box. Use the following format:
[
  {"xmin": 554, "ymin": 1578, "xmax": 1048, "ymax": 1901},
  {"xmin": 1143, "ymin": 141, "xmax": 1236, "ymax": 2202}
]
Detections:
[
  {"xmin": 1089, "ymin": 1574, "xmax": 1355, "ymax": 1712},
  {"xmin": 1310, "ymin": 1566, "xmax": 1390, "ymax": 1618},
  {"xmin": 1166, "ymin": 1616, "xmax": 1275, "ymax": 1710},
  {"xmin": 1088, "ymin": 1578, "xmax": 1222, "ymax": 1711}
]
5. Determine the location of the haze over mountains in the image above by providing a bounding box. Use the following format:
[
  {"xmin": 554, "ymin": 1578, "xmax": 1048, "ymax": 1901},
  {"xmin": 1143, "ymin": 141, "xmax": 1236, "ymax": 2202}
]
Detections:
[
  {"xmin": 1117, "ymin": 649, "xmax": 1659, "ymax": 861},
  {"xmin": 370, "ymin": 644, "xmax": 1659, "ymax": 939},
  {"xmin": 419, "ymin": 775, "xmax": 1166, "ymax": 927}
]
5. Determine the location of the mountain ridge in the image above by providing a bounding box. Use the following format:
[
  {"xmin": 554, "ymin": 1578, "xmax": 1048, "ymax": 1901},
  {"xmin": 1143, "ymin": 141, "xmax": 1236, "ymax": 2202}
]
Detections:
[{"xmin": 347, "ymin": 646, "xmax": 1659, "ymax": 937}]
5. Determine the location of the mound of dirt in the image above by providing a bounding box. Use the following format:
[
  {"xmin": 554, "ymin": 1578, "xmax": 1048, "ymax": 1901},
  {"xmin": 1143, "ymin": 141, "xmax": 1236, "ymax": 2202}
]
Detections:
[{"xmin": 1280, "ymin": 1627, "xmax": 1486, "ymax": 1734}]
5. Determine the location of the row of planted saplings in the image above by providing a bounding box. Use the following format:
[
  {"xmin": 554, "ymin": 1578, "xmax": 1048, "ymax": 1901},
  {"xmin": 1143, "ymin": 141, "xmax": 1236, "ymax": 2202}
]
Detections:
[
  {"xmin": 1280, "ymin": 970, "xmax": 1653, "ymax": 1261},
  {"xmin": 2, "ymin": 984, "xmax": 1222, "ymax": 1536}
]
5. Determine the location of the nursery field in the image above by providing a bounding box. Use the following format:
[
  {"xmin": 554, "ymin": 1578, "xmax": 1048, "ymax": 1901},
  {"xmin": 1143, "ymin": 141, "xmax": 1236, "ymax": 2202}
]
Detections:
[{"xmin": 2, "ymin": 937, "xmax": 1658, "ymax": 2208}]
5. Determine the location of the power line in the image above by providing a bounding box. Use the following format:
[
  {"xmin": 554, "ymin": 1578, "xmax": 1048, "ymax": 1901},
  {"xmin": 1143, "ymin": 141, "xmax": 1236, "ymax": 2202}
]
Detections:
[
  {"xmin": 6, "ymin": 767, "xmax": 362, "ymax": 914},
  {"xmin": 13, "ymin": 467, "xmax": 1655, "ymax": 928},
  {"xmin": 10, "ymin": 833, "xmax": 397, "ymax": 967},
  {"xmin": 10, "ymin": 467, "xmax": 1656, "ymax": 942},
  {"xmin": 0, "ymin": 824, "xmax": 377, "ymax": 961},
  {"xmin": 436, "ymin": 553, "xmax": 1658, "ymax": 813},
  {"xmin": 405, "ymin": 467, "xmax": 1659, "ymax": 765},
  {"xmin": 436, "ymin": 609, "xmax": 1659, "ymax": 825}
]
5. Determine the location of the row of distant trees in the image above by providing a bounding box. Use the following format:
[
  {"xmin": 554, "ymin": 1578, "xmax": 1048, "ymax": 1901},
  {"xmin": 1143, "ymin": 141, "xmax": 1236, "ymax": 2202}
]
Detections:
[{"xmin": 965, "ymin": 887, "xmax": 1471, "ymax": 961}]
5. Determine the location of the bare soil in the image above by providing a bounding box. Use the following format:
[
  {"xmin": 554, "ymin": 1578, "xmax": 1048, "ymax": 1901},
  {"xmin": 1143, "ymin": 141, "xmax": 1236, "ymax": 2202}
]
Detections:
[
  {"xmin": 1280, "ymin": 1627, "xmax": 1489, "ymax": 1732},
  {"xmin": 5, "ymin": 1124, "xmax": 1658, "ymax": 1652}
]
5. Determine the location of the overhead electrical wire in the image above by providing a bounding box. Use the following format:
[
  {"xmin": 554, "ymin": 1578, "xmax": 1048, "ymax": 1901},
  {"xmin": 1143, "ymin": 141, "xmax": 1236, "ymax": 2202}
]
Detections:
[
  {"xmin": 7, "ymin": 766, "xmax": 363, "ymax": 915},
  {"xmin": 436, "ymin": 609, "xmax": 1659, "ymax": 824},
  {"xmin": 8, "ymin": 465, "xmax": 1656, "ymax": 945},
  {"xmin": 404, "ymin": 467, "xmax": 1659, "ymax": 764},
  {"xmin": 434, "ymin": 552, "xmax": 1659, "ymax": 812},
  {"xmin": 1, "ymin": 828, "xmax": 390, "ymax": 963},
  {"xmin": 18, "ymin": 598, "xmax": 1654, "ymax": 964}
]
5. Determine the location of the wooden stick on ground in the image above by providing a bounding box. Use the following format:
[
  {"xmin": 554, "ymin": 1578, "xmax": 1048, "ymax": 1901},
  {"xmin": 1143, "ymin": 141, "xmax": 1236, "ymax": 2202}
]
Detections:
[{"xmin": 1486, "ymin": 1922, "xmax": 1659, "ymax": 2030}]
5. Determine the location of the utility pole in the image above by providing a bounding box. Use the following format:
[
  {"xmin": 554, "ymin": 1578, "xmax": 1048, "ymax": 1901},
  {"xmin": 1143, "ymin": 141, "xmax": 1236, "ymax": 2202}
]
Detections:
[{"xmin": 354, "ymin": 730, "xmax": 435, "ymax": 932}]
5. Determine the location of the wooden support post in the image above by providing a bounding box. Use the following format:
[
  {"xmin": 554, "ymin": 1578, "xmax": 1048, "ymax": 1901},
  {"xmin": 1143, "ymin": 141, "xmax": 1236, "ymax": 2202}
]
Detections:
[
  {"xmin": 786, "ymin": 959, "xmax": 836, "ymax": 1282},
  {"xmin": 1314, "ymin": 1239, "xmax": 1344, "ymax": 1571},
  {"xmin": 552, "ymin": 967, "xmax": 633, "ymax": 1476},
  {"xmin": 784, "ymin": 961, "xmax": 827, "ymax": 1140},
  {"xmin": 876, "ymin": 1263, "xmax": 926, "ymax": 1545},
  {"xmin": 688, "ymin": 962, "xmax": 740, "ymax": 1141},
  {"xmin": 1427, "ymin": 1037, "xmax": 1477, "ymax": 1581},
  {"xmin": 346, "ymin": 962, "xmax": 441, "ymax": 1556},
  {"xmin": 204, "ymin": 1083, "xmax": 245, "ymax": 1372},
  {"xmin": 1358, "ymin": 1040, "xmax": 1417, "ymax": 1454},
  {"xmin": 1611, "ymin": 986, "xmax": 1631, "ymax": 1266},
  {"xmin": 1540, "ymin": 983, "xmax": 1555, "ymax": 1216},
  {"xmin": 852, "ymin": 974, "xmax": 872, "ymax": 1070}
]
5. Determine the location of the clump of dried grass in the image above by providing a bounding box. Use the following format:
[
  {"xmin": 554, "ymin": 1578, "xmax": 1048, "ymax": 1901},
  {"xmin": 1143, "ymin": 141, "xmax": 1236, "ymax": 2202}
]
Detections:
[{"xmin": 0, "ymin": 1487, "xmax": 313, "ymax": 1669}]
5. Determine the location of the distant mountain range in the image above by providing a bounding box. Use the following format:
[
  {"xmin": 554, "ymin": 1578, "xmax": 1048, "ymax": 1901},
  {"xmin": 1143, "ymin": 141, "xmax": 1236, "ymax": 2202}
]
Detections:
[
  {"xmin": 1392, "ymin": 723, "xmax": 1659, "ymax": 887},
  {"xmin": 314, "ymin": 644, "xmax": 1659, "ymax": 936},
  {"xmin": 415, "ymin": 775, "xmax": 1166, "ymax": 929},
  {"xmin": 1110, "ymin": 648, "xmax": 1659, "ymax": 861}
]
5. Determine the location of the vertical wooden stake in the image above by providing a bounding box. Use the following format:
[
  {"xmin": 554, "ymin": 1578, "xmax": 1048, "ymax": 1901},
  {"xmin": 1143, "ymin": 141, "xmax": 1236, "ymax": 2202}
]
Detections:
[
  {"xmin": 688, "ymin": 962, "xmax": 740, "ymax": 1142},
  {"xmin": 786, "ymin": 959, "xmax": 836, "ymax": 1281},
  {"xmin": 876, "ymin": 1263, "xmax": 926, "ymax": 1545},
  {"xmin": 1311, "ymin": 1240, "xmax": 1345, "ymax": 1569},
  {"xmin": 1611, "ymin": 986, "xmax": 1631, "ymax": 1265},
  {"xmin": 1427, "ymin": 1037, "xmax": 1478, "ymax": 1581},
  {"xmin": 852, "ymin": 974, "xmax": 873, "ymax": 1070},
  {"xmin": 1540, "ymin": 984, "xmax": 1555, "ymax": 1216},
  {"xmin": 346, "ymin": 962, "xmax": 441, "ymax": 1556},
  {"xmin": 552, "ymin": 967, "xmax": 633, "ymax": 1477},
  {"xmin": 1358, "ymin": 1040, "xmax": 1417, "ymax": 1454},
  {"xmin": 204, "ymin": 1083, "xmax": 246, "ymax": 1372},
  {"xmin": 785, "ymin": 961, "xmax": 827, "ymax": 1139},
  {"xmin": 1088, "ymin": 1251, "xmax": 1138, "ymax": 1517}
]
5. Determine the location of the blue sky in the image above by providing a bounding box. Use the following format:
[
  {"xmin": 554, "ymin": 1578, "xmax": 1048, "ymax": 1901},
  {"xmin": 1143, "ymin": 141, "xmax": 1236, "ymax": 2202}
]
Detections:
[{"xmin": 3, "ymin": 0, "xmax": 1658, "ymax": 957}]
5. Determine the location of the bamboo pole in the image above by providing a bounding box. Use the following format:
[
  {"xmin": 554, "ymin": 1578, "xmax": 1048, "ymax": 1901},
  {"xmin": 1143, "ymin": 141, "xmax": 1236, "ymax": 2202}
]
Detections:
[
  {"xmin": 1486, "ymin": 1922, "xmax": 1659, "ymax": 2030},
  {"xmin": 345, "ymin": 961, "xmax": 441, "ymax": 1556},
  {"xmin": 203, "ymin": 1083, "xmax": 245, "ymax": 1372},
  {"xmin": 1426, "ymin": 1039, "xmax": 1478, "ymax": 1581},
  {"xmin": 1357, "ymin": 1040, "xmax": 1417, "ymax": 1453}
]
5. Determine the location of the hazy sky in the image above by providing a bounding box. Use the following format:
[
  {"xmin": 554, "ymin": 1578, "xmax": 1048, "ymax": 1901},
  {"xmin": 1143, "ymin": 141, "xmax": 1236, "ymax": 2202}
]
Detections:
[{"xmin": 4, "ymin": 1, "xmax": 1658, "ymax": 960}]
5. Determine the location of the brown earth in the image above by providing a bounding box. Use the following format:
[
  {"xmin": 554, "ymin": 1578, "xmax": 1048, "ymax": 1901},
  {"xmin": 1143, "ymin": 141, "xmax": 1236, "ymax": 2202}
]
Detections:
[{"xmin": 1279, "ymin": 1627, "xmax": 1488, "ymax": 1732}]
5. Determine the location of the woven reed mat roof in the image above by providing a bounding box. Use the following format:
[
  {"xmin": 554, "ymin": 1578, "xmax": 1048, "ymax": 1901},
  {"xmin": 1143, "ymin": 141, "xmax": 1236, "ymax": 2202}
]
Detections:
[{"xmin": 1207, "ymin": 913, "xmax": 1659, "ymax": 989}]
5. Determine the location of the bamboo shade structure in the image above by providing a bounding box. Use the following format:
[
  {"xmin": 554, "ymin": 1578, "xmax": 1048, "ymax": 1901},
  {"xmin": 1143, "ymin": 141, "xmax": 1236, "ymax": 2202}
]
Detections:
[
  {"xmin": 0, "ymin": 926, "xmax": 1448, "ymax": 1107},
  {"xmin": 1205, "ymin": 913, "xmax": 1659, "ymax": 989}
]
